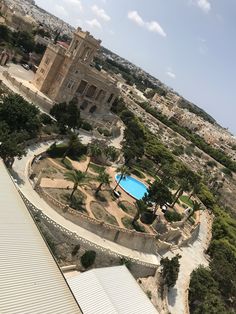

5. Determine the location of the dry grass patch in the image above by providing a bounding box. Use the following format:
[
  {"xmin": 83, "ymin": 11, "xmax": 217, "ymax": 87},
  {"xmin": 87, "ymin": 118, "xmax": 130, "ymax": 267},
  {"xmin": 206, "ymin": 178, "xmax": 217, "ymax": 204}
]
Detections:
[{"xmin": 90, "ymin": 201, "xmax": 118, "ymax": 226}]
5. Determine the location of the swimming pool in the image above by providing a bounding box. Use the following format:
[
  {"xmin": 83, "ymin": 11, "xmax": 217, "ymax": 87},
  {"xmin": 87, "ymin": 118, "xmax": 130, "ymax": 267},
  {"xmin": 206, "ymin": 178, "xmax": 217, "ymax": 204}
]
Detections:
[{"xmin": 115, "ymin": 174, "xmax": 148, "ymax": 200}]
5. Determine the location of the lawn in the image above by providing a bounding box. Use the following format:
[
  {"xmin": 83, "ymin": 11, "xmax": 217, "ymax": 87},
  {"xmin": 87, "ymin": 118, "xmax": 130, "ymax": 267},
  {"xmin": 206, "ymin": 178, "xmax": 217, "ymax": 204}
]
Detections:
[{"xmin": 179, "ymin": 195, "xmax": 194, "ymax": 207}]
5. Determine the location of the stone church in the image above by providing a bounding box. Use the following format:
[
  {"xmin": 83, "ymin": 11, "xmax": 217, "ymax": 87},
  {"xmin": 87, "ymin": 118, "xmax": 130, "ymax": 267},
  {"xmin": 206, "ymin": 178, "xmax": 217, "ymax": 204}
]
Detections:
[{"xmin": 33, "ymin": 27, "xmax": 119, "ymax": 114}]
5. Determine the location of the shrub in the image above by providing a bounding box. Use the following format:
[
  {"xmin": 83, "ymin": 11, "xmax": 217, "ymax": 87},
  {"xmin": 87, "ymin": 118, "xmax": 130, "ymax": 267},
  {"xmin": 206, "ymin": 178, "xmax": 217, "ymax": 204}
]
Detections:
[
  {"xmin": 40, "ymin": 113, "xmax": 53, "ymax": 125},
  {"xmin": 72, "ymin": 244, "xmax": 80, "ymax": 256},
  {"xmin": 81, "ymin": 121, "xmax": 93, "ymax": 131},
  {"xmin": 164, "ymin": 210, "xmax": 182, "ymax": 222},
  {"xmin": 207, "ymin": 160, "xmax": 217, "ymax": 168},
  {"xmin": 70, "ymin": 194, "xmax": 86, "ymax": 212},
  {"xmin": 97, "ymin": 127, "xmax": 111, "ymax": 137},
  {"xmin": 80, "ymin": 250, "xmax": 96, "ymax": 268},
  {"xmin": 62, "ymin": 157, "xmax": 73, "ymax": 170},
  {"xmin": 121, "ymin": 216, "xmax": 145, "ymax": 232},
  {"xmin": 89, "ymin": 105, "xmax": 97, "ymax": 113},
  {"xmin": 47, "ymin": 143, "xmax": 67, "ymax": 158},
  {"xmin": 118, "ymin": 201, "xmax": 127, "ymax": 212},
  {"xmin": 221, "ymin": 167, "xmax": 232, "ymax": 177},
  {"xmin": 172, "ymin": 145, "xmax": 185, "ymax": 156}
]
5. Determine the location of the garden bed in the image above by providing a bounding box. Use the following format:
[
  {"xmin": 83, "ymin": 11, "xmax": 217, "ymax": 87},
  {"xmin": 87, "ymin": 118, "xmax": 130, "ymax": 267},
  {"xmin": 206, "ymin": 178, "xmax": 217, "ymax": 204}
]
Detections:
[
  {"xmin": 90, "ymin": 201, "xmax": 118, "ymax": 226},
  {"xmin": 118, "ymin": 200, "xmax": 137, "ymax": 216}
]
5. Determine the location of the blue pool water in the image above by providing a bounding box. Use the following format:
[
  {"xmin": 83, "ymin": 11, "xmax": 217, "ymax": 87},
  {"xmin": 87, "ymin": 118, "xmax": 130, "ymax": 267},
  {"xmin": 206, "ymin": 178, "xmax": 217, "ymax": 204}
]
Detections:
[{"xmin": 115, "ymin": 174, "xmax": 148, "ymax": 200}]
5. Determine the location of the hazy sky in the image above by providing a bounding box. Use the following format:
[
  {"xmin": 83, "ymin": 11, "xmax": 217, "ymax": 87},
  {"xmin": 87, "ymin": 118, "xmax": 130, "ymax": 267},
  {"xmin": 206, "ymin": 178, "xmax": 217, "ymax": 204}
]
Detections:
[{"xmin": 35, "ymin": 0, "xmax": 236, "ymax": 134}]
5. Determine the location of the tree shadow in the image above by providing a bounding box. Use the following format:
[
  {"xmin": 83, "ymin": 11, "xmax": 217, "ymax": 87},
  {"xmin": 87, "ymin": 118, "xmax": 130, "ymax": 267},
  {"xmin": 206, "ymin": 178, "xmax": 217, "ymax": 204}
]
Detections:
[
  {"xmin": 167, "ymin": 287, "xmax": 178, "ymax": 307},
  {"xmin": 9, "ymin": 168, "xmax": 25, "ymax": 186}
]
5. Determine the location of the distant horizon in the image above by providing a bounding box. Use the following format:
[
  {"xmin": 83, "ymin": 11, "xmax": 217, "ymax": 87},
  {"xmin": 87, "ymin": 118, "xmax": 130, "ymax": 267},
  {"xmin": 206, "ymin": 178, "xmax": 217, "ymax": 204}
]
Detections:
[{"xmin": 34, "ymin": 0, "xmax": 236, "ymax": 135}]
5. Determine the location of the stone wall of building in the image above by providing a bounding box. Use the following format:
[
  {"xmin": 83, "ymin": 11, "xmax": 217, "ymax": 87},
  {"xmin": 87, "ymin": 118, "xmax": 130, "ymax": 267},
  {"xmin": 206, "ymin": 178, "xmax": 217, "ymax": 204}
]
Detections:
[
  {"xmin": 33, "ymin": 27, "xmax": 119, "ymax": 114},
  {"xmin": 2, "ymin": 71, "xmax": 53, "ymax": 112}
]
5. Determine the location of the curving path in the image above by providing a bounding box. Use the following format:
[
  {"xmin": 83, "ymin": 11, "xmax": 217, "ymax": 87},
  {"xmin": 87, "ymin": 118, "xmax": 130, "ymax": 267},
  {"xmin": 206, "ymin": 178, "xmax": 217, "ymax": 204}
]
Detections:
[
  {"xmin": 166, "ymin": 210, "xmax": 212, "ymax": 313},
  {"xmin": 11, "ymin": 138, "xmax": 159, "ymax": 266},
  {"xmin": 12, "ymin": 138, "xmax": 212, "ymax": 314}
]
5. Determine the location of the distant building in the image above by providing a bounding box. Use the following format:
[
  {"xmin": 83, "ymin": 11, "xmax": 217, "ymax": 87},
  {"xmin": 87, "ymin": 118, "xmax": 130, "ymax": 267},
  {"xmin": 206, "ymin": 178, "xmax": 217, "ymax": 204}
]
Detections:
[
  {"xmin": 0, "ymin": 2, "xmax": 37, "ymax": 32},
  {"xmin": 33, "ymin": 27, "xmax": 119, "ymax": 114}
]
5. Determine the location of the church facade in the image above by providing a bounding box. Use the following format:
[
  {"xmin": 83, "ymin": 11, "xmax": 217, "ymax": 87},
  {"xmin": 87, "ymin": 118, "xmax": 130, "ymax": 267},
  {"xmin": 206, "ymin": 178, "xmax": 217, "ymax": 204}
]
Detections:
[{"xmin": 33, "ymin": 27, "xmax": 119, "ymax": 114}]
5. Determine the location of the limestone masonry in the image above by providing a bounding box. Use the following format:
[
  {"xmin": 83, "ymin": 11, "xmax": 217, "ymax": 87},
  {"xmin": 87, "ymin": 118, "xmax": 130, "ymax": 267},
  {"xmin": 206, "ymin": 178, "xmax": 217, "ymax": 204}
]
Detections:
[{"xmin": 33, "ymin": 27, "xmax": 119, "ymax": 113}]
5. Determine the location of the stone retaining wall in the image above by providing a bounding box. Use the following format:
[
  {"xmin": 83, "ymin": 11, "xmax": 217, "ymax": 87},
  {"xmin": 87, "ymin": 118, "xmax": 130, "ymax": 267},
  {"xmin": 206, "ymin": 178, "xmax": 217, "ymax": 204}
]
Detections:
[
  {"xmin": 2, "ymin": 71, "xmax": 53, "ymax": 113},
  {"xmin": 19, "ymin": 190, "xmax": 158, "ymax": 278},
  {"xmin": 39, "ymin": 187, "xmax": 159, "ymax": 255}
]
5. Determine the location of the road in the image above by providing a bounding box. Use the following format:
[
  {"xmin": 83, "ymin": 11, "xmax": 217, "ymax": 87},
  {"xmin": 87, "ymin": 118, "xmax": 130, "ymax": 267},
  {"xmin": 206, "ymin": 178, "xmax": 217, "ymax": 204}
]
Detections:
[{"xmin": 0, "ymin": 63, "xmax": 34, "ymax": 81}]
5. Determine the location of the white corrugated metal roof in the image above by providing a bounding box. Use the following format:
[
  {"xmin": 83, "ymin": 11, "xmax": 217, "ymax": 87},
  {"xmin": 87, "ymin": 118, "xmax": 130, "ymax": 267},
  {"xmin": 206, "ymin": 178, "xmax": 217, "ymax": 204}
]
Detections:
[
  {"xmin": 0, "ymin": 160, "xmax": 81, "ymax": 314},
  {"xmin": 68, "ymin": 266, "xmax": 158, "ymax": 314}
]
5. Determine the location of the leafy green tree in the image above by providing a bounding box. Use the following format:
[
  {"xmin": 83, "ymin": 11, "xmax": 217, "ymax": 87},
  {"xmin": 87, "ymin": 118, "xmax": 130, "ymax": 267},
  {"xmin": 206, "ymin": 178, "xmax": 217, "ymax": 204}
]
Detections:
[
  {"xmin": 12, "ymin": 31, "xmax": 35, "ymax": 52},
  {"xmin": 171, "ymin": 166, "xmax": 195, "ymax": 207},
  {"xmin": 160, "ymin": 254, "xmax": 181, "ymax": 289},
  {"xmin": 50, "ymin": 102, "xmax": 68, "ymax": 127},
  {"xmin": 133, "ymin": 199, "xmax": 148, "ymax": 223},
  {"xmin": 147, "ymin": 180, "xmax": 173, "ymax": 213},
  {"xmin": 62, "ymin": 133, "xmax": 81, "ymax": 162},
  {"xmin": 80, "ymin": 251, "xmax": 96, "ymax": 268},
  {"xmin": 104, "ymin": 145, "xmax": 119, "ymax": 162},
  {"xmin": 0, "ymin": 131, "xmax": 26, "ymax": 168},
  {"xmin": 114, "ymin": 165, "xmax": 130, "ymax": 191},
  {"xmin": 96, "ymin": 170, "xmax": 111, "ymax": 195},
  {"xmin": 40, "ymin": 113, "xmax": 54, "ymax": 125},
  {"xmin": 122, "ymin": 116, "xmax": 146, "ymax": 165},
  {"xmin": 146, "ymin": 140, "xmax": 174, "ymax": 175},
  {"xmin": 209, "ymin": 242, "xmax": 236, "ymax": 307},
  {"xmin": 0, "ymin": 25, "xmax": 10, "ymax": 42},
  {"xmin": 67, "ymin": 99, "xmax": 81, "ymax": 129},
  {"xmin": 34, "ymin": 43, "xmax": 46, "ymax": 54},
  {"xmin": 0, "ymin": 94, "xmax": 40, "ymax": 137},
  {"xmin": 0, "ymin": 95, "xmax": 41, "ymax": 167},
  {"xmin": 50, "ymin": 100, "xmax": 81, "ymax": 131},
  {"xmin": 196, "ymin": 183, "xmax": 216, "ymax": 208},
  {"xmin": 187, "ymin": 200, "xmax": 204, "ymax": 220},
  {"xmin": 64, "ymin": 170, "xmax": 85, "ymax": 201},
  {"xmin": 189, "ymin": 266, "xmax": 227, "ymax": 314}
]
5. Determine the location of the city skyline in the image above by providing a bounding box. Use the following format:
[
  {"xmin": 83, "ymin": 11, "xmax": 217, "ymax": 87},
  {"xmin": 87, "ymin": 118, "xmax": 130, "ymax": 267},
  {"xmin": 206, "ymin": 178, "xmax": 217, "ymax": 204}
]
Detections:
[{"xmin": 35, "ymin": 0, "xmax": 236, "ymax": 134}]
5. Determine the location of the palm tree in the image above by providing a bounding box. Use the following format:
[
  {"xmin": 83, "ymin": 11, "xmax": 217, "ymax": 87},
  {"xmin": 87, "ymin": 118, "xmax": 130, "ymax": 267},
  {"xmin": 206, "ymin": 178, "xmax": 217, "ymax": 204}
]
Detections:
[
  {"xmin": 113, "ymin": 165, "xmax": 130, "ymax": 191},
  {"xmin": 105, "ymin": 145, "xmax": 119, "ymax": 163},
  {"xmin": 95, "ymin": 170, "xmax": 111, "ymax": 195},
  {"xmin": 85, "ymin": 142, "xmax": 102, "ymax": 172},
  {"xmin": 64, "ymin": 169, "xmax": 85, "ymax": 200},
  {"xmin": 62, "ymin": 133, "xmax": 80, "ymax": 162}
]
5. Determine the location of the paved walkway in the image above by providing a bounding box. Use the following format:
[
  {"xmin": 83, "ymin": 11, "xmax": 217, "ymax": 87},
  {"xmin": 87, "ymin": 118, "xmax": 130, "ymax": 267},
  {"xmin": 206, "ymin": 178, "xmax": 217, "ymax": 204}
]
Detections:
[{"xmin": 166, "ymin": 209, "xmax": 212, "ymax": 314}]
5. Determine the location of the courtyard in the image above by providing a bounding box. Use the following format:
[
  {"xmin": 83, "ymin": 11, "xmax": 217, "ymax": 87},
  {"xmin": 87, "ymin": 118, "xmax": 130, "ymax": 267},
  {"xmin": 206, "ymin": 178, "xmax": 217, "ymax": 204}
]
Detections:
[{"xmin": 31, "ymin": 143, "xmax": 199, "ymax": 235}]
